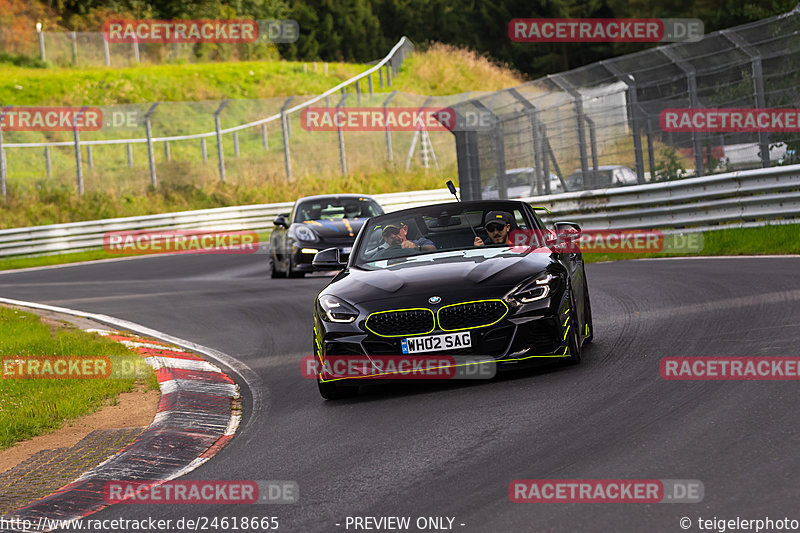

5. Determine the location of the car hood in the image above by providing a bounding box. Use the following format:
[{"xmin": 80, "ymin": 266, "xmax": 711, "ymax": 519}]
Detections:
[
  {"xmin": 299, "ymin": 219, "xmax": 366, "ymax": 240},
  {"xmin": 324, "ymin": 247, "xmax": 557, "ymax": 305}
]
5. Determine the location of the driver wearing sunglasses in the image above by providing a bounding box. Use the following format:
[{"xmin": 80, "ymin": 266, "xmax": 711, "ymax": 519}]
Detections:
[{"xmin": 475, "ymin": 211, "xmax": 513, "ymax": 246}]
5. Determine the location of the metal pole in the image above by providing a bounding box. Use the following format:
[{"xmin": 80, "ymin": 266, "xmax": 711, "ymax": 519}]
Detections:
[
  {"xmin": 103, "ymin": 35, "xmax": 110, "ymax": 67},
  {"xmin": 126, "ymin": 143, "xmax": 133, "ymax": 168},
  {"xmin": 144, "ymin": 102, "xmax": 159, "ymax": 188},
  {"xmin": 355, "ymin": 79, "xmax": 361, "ymax": 104},
  {"xmin": 647, "ymin": 119, "xmax": 656, "ymax": 178},
  {"xmin": 45, "ymin": 146, "xmax": 52, "ymax": 177},
  {"xmin": 386, "ymin": 64, "xmax": 392, "ymax": 87},
  {"xmin": 87, "ymin": 145, "xmax": 93, "ymax": 169},
  {"xmin": 337, "ymin": 94, "xmax": 348, "ymax": 175},
  {"xmin": 164, "ymin": 141, "xmax": 170, "ymax": 162},
  {"xmin": 70, "ymin": 31, "xmax": 78, "ymax": 65},
  {"xmin": 602, "ymin": 61, "xmax": 646, "ymax": 184},
  {"xmin": 549, "ymin": 74, "xmax": 591, "ymax": 189},
  {"xmin": 214, "ymin": 100, "xmax": 229, "ymax": 182},
  {"xmin": 507, "ymin": 88, "xmax": 545, "ymax": 194},
  {"xmin": 660, "ymin": 47, "xmax": 704, "ymax": 177},
  {"xmin": 261, "ymin": 123, "xmax": 268, "ymax": 151},
  {"xmin": 201, "ymin": 138, "xmax": 207, "ymax": 163},
  {"xmin": 73, "ymin": 126, "xmax": 83, "ymax": 196},
  {"xmin": 0, "ymin": 109, "xmax": 6, "ymax": 199},
  {"xmin": 368, "ymin": 75, "xmax": 373, "ymax": 97},
  {"xmin": 233, "ymin": 132, "xmax": 240, "ymax": 157},
  {"xmin": 383, "ymin": 91, "xmax": 397, "ymax": 162},
  {"xmin": 280, "ymin": 96, "xmax": 294, "ymax": 181},
  {"xmin": 584, "ymin": 115, "xmax": 599, "ymax": 178},
  {"xmin": 379, "ymin": 69, "xmax": 383, "ymax": 89},
  {"xmin": 132, "ymin": 37, "xmax": 140, "ymax": 63},
  {"xmin": 721, "ymin": 31, "xmax": 770, "ymax": 168},
  {"xmin": 474, "ymin": 101, "xmax": 505, "ymax": 199},
  {"xmin": 38, "ymin": 29, "xmax": 46, "ymax": 62}
]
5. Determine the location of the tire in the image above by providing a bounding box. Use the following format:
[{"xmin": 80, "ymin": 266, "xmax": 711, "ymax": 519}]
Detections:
[
  {"xmin": 583, "ymin": 283, "xmax": 594, "ymax": 344},
  {"xmin": 318, "ymin": 379, "xmax": 358, "ymax": 400},
  {"xmin": 564, "ymin": 287, "xmax": 582, "ymax": 365},
  {"xmin": 270, "ymin": 254, "xmax": 282, "ymax": 278},
  {"xmin": 286, "ymin": 256, "xmax": 305, "ymax": 278}
]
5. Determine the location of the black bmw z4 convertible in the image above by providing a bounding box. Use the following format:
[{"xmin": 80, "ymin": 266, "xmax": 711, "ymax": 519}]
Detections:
[{"xmin": 311, "ymin": 200, "xmax": 593, "ymax": 399}]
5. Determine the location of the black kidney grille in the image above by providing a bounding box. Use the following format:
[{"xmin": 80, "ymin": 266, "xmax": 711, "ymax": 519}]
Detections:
[
  {"xmin": 438, "ymin": 300, "xmax": 508, "ymax": 331},
  {"xmin": 366, "ymin": 309, "xmax": 434, "ymax": 337}
]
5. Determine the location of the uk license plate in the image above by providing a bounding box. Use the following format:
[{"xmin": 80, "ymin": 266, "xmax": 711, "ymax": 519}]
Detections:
[
  {"xmin": 401, "ymin": 331, "xmax": 471, "ymax": 354},
  {"xmin": 341, "ymin": 247, "xmax": 352, "ymax": 254}
]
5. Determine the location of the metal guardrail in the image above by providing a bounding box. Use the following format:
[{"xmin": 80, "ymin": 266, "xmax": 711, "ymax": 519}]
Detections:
[{"xmin": 0, "ymin": 165, "xmax": 798, "ymax": 258}]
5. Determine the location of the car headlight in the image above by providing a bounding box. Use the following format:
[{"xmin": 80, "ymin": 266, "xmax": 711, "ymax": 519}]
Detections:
[
  {"xmin": 318, "ymin": 295, "xmax": 359, "ymax": 323},
  {"xmin": 294, "ymin": 225, "xmax": 318, "ymax": 242},
  {"xmin": 507, "ymin": 272, "xmax": 561, "ymax": 304}
]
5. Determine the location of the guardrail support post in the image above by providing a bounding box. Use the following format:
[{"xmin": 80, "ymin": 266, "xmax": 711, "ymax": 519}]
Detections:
[
  {"xmin": 233, "ymin": 132, "xmax": 240, "ymax": 157},
  {"xmin": 385, "ymin": 64, "xmax": 392, "ymax": 87},
  {"xmin": 214, "ymin": 100, "xmax": 229, "ymax": 183},
  {"xmin": 72, "ymin": 113, "xmax": 84, "ymax": 196},
  {"xmin": 87, "ymin": 145, "xmax": 93, "ymax": 169},
  {"xmin": 337, "ymin": 94, "xmax": 348, "ymax": 175},
  {"xmin": 164, "ymin": 141, "xmax": 170, "ymax": 162},
  {"xmin": 126, "ymin": 143, "xmax": 133, "ymax": 168},
  {"xmin": 355, "ymin": 79, "xmax": 361, "ymax": 104},
  {"xmin": 261, "ymin": 123, "xmax": 268, "ymax": 151},
  {"xmin": 201, "ymin": 138, "xmax": 208, "ymax": 164},
  {"xmin": 45, "ymin": 146, "xmax": 52, "ymax": 177},
  {"xmin": 383, "ymin": 91, "xmax": 397, "ymax": 162},
  {"xmin": 144, "ymin": 102, "xmax": 159, "ymax": 189},
  {"xmin": 378, "ymin": 69, "xmax": 383, "ymax": 89},
  {"xmin": 281, "ymin": 96, "xmax": 294, "ymax": 181},
  {"xmin": 368, "ymin": 75, "xmax": 373, "ymax": 97},
  {"xmin": 132, "ymin": 37, "xmax": 140, "ymax": 63}
]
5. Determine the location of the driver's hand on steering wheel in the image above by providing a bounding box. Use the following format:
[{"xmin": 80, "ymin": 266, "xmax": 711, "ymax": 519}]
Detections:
[{"xmin": 401, "ymin": 240, "xmax": 418, "ymax": 249}]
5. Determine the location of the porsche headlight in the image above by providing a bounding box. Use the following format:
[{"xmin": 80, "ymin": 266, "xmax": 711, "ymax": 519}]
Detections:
[
  {"xmin": 318, "ymin": 295, "xmax": 359, "ymax": 323},
  {"xmin": 295, "ymin": 225, "xmax": 318, "ymax": 242},
  {"xmin": 508, "ymin": 272, "xmax": 560, "ymax": 304}
]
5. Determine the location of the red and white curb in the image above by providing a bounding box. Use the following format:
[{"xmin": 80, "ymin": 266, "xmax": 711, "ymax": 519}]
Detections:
[{"xmin": 0, "ymin": 297, "xmax": 264, "ymax": 532}]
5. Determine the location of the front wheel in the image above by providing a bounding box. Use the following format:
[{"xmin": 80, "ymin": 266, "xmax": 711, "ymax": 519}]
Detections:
[
  {"xmin": 286, "ymin": 256, "xmax": 306, "ymax": 278},
  {"xmin": 583, "ymin": 283, "xmax": 594, "ymax": 344},
  {"xmin": 270, "ymin": 255, "xmax": 282, "ymax": 278},
  {"xmin": 564, "ymin": 287, "xmax": 582, "ymax": 365}
]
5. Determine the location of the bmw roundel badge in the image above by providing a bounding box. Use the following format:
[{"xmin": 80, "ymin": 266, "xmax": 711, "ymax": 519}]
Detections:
[{"xmin": 428, "ymin": 296, "xmax": 442, "ymax": 304}]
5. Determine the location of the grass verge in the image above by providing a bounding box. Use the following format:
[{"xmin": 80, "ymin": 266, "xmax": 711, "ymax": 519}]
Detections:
[{"xmin": 0, "ymin": 306, "xmax": 158, "ymax": 449}]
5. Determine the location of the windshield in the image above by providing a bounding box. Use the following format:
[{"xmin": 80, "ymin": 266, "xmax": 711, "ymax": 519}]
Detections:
[
  {"xmin": 353, "ymin": 203, "xmax": 537, "ymax": 269},
  {"xmin": 294, "ymin": 198, "xmax": 383, "ymax": 222}
]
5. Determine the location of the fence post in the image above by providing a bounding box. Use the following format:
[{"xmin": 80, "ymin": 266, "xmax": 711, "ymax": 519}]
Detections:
[
  {"xmin": 379, "ymin": 69, "xmax": 383, "ymax": 89},
  {"xmin": 385, "ymin": 64, "xmax": 392, "ymax": 87},
  {"xmin": 383, "ymin": 91, "xmax": 397, "ymax": 162},
  {"xmin": 602, "ymin": 62, "xmax": 646, "ymax": 183},
  {"xmin": 261, "ymin": 123, "xmax": 268, "ymax": 151},
  {"xmin": 337, "ymin": 94, "xmax": 348, "ymax": 175},
  {"xmin": 233, "ymin": 132, "xmax": 240, "ymax": 157},
  {"xmin": 126, "ymin": 143, "xmax": 133, "ymax": 168},
  {"xmin": 214, "ymin": 100, "xmax": 229, "ymax": 182},
  {"xmin": 507, "ymin": 88, "xmax": 546, "ymax": 194},
  {"xmin": 72, "ymin": 113, "xmax": 84, "ymax": 195},
  {"xmin": 70, "ymin": 31, "xmax": 78, "ymax": 65},
  {"xmin": 132, "ymin": 36, "xmax": 140, "ymax": 63},
  {"xmin": 721, "ymin": 30, "xmax": 770, "ymax": 168},
  {"xmin": 368, "ymin": 75, "xmax": 373, "ymax": 97},
  {"xmin": 87, "ymin": 145, "xmax": 93, "ymax": 169},
  {"xmin": 45, "ymin": 146, "xmax": 52, "ymax": 178},
  {"xmin": 144, "ymin": 102, "xmax": 159, "ymax": 189},
  {"xmin": 164, "ymin": 141, "xmax": 170, "ymax": 161},
  {"xmin": 37, "ymin": 24, "xmax": 46, "ymax": 62},
  {"xmin": 324, "ymin": 62, "xmax": 328, "ymax": 75},
  {"xmin": 355, "ymin": 79, "xmax": 361, "ymax": 104},
  {"xmin": 660, "ymin": 47, "xmax": 704, "ymax": 177},
  {"xmin": 647, "ymin": 118, "xmax": 656, "ymax": 177},
  {"xmin": 584, "ymin": 115, "xmax": 599, "ymax": 179},
  {"xmin": 549, "ymin": 74, "xmax": 593, "ymax": 189},
  {"xmin": 0, "ymin": 108, "xmax": 6, "ymax": 199},
  {"xmin": 474, "ymin": 101, "xmax": 506, "ymax": 199},
  {"xmin": 280, "ymin": 96, "xmax": 294, "ymax": 181},
  {"xmin": 103, "ymin": 34, "xmax": 111, "ymax": 67}
]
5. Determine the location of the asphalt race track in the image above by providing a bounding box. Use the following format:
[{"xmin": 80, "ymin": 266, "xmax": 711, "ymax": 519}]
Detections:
[{"xmin": 1, "ymin": 254, "xmax": 799, "ymax": 532}]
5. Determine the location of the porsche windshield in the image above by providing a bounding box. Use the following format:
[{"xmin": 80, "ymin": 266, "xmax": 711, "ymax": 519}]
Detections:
[
  {"xmin": 353, "ymin": 203, "xmax": 539, "ymax": 269},
  {"xmin": 294, "ymin": 198, "xmax": 383, "ymax": 222}
]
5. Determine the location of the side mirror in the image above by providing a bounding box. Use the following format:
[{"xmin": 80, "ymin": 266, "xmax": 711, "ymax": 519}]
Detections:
[
  {"xmin": 552, "ymin": 221, "xmax": 582, "ymax": 254},
  {"xmin": 273, "ymin": 214, "xmax": 289, "ymax": 228},
  {"xmin": 313, "ymin": 247, "xmax": 347, "ymax": 270},
  {"xmin": 553, "ymin": 221, "xmax": 581, "ymax": 233}
]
